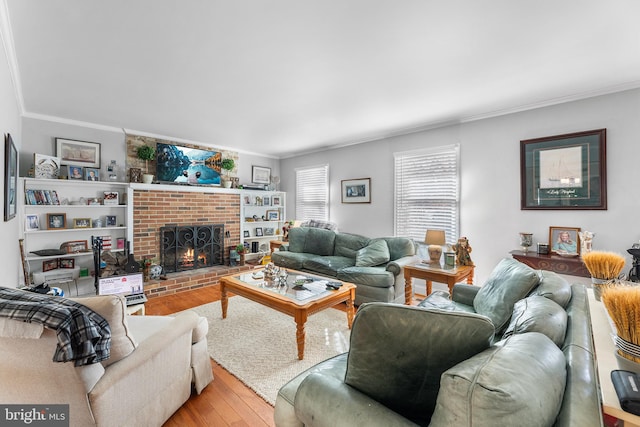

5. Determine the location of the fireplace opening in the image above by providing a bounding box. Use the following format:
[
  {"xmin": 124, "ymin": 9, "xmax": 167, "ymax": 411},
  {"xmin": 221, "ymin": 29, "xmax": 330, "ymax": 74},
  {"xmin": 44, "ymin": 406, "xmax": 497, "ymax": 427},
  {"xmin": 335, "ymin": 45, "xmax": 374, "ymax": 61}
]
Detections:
[{"xmin": 160, "ymin": 224, "xmax": 224, "ymax": 273}]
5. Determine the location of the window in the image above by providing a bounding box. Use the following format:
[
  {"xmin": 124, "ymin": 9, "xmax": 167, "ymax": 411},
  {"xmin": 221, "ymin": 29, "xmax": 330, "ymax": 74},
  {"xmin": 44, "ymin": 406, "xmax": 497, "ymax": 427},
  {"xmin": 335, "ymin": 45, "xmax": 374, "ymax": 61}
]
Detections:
[
  {"xmin": 295, "ymin": 164, "xmax": 329, "ymax": 222},
  {"xmin": 394, "ymin": 145, "xmax": 460, "ymax": 244}
]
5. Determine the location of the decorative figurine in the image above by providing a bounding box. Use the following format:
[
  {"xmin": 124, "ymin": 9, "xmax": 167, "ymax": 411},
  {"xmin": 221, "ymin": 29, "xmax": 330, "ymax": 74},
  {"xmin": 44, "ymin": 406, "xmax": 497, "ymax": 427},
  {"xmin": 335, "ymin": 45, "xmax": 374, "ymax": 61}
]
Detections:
[
  {"xmin": 453, "ymin": 236, "xmax": 474, "ymax": 266},
  {"xmin": 579, "ymin": 231, "xmax": 595, "ymax": 254}
]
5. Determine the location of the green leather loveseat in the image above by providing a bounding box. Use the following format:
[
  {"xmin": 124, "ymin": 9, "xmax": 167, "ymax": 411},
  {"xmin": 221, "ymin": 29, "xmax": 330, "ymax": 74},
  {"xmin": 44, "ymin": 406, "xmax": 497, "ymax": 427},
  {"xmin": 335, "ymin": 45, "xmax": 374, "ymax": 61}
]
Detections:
[
  {"xmin": 273, "ymin": 258, "xmax": 602, "ymax": 427},
  {"xmin": 271, "ymin": 227, "xmax": 419, "ymax": 305}
]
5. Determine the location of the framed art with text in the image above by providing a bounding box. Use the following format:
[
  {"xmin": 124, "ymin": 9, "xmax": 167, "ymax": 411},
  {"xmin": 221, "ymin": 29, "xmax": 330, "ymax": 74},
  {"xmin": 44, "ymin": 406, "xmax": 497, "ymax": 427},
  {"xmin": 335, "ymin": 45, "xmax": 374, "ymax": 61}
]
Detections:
[{"xmin": 520, "ymin": 129, "xmax": 606, "ymax": 210}]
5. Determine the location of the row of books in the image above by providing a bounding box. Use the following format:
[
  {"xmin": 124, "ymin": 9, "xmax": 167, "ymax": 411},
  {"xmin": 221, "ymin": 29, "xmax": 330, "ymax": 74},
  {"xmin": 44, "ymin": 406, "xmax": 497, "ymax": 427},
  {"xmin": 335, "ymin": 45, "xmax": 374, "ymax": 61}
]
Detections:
[{"xmin": 25, "ymin": 189, "xmax": 60, "ymax": 205}]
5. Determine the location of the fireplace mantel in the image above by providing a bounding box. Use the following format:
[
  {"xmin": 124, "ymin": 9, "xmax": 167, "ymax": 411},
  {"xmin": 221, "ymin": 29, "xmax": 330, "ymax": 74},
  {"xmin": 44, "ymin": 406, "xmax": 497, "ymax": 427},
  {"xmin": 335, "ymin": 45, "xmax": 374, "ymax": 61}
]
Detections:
[{"xmin": 129, "ymin": 182, "xmax": 241, "ymax": 195}]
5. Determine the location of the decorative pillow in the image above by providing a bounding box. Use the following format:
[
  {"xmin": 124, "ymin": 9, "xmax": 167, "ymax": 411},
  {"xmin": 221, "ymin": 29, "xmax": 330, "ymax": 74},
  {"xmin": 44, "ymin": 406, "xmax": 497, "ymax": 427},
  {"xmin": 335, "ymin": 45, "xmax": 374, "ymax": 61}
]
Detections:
[
  {"xmin": 530, "ymin": 270, "xmax": 572, "ymax": 308},
  {"xmin": 344, "ymin": 303, "xmax": 494, "ymax": 426},
  {"xmin": 71, "ymin": 295, "xmax": 137, "ymax": 367},
  {"xmin": 473, "ymin": 258, "xmax": 540, "ymax": 333},
  {"xmin": 503, "ymin": 296, "xmax": 567, "ymax": 347},
  {"xmin": 355, "ymin": 240, "xmax": 390, "ymax": 267},
  {"xmin": 430, "ymin": 333, "xmax": 566, "ymax": 427}
]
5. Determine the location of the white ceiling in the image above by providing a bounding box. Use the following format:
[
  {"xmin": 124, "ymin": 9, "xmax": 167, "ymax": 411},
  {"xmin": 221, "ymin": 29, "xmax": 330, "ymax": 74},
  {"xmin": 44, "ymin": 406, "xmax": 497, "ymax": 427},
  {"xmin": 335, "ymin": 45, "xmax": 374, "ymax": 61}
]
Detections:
[{"xmin": 5, "ymin": 0, "xmax": 640, "ymax": 158}]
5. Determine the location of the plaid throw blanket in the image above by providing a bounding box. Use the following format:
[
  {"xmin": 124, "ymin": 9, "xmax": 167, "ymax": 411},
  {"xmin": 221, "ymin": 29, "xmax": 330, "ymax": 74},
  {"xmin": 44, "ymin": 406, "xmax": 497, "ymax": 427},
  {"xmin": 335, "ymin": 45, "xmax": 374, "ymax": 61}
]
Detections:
[{"xmin": 0, "ymin": 287, "xmax": 111, "ymax": 366}]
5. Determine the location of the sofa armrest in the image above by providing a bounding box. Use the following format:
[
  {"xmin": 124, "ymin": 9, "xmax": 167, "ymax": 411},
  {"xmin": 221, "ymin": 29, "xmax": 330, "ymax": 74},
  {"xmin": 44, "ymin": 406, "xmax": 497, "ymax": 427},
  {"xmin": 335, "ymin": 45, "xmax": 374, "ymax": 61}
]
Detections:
[
  {"xmin": 279, "ymin": 244, "xmax": 289, "ymax": 251},
  {"xmin": 295, "ymin": 373, "xmax": 419, "ymax": 427},
  {"xmin": 451, "ymin": 284, "xmax": 480, "ymax": 306},
  {"xmin": 386, "ymin": 255, "xmax": 420, "ymax": 275}
]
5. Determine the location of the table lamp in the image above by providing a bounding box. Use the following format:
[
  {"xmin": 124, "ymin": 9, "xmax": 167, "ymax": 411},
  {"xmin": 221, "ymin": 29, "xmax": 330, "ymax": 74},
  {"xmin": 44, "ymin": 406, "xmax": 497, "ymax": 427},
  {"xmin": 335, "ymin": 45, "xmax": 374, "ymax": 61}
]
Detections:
[{"xmin": 424, "ymin": 229, "xmax": 446, "ymax": 264}]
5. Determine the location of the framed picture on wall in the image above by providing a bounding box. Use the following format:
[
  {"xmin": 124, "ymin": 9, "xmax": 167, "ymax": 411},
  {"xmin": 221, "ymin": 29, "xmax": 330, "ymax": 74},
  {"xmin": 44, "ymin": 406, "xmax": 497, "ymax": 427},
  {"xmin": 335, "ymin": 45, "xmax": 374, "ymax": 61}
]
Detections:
[
  {"xmin": 56, "ymin": 138, "xmax": 101, "ymax": 168},
  {"xmin": 252, "ymin": 165, "xmax": 271, "ymax": 184},
  {"xmin": 341, "ymin": 178, "xmax": 371, "ymax": 203},
  {"xmin": 520, "ymin": 129, "xmax": 606, "ymax": 210},
  {"xmin": 4, "ymin": 134, "xmax": 17, "ymax": 221}
]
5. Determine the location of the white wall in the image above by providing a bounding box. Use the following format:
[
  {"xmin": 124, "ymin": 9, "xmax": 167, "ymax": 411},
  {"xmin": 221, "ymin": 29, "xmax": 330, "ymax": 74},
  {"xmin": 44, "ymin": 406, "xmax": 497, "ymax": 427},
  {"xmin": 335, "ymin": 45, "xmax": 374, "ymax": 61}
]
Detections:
[
  {"xmin": 281, "ymin": 88, "xmax": 640, "ymax": 284},
  {"xmin": 0, "ymin": 26, "xmax": 23, "ymax": 287}
]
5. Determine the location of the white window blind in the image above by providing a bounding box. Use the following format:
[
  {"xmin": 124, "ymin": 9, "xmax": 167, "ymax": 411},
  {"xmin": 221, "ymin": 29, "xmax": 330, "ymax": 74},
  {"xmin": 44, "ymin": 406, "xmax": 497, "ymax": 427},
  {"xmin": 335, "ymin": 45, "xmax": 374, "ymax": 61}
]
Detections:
[
  {"xmin": 295, "ymin": 164, "xmax": 329, "ymax": 222},
  {"xmin": 394, "ymin": 145, "xmax": 460, "ymax": 244}
]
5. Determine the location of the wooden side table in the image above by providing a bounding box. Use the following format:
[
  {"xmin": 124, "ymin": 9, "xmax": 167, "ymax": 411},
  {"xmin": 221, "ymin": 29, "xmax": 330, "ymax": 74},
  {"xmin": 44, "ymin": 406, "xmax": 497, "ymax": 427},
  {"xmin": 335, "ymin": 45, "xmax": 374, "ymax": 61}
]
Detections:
[
  {"xmin": 270, "ymin": 240, "xmax": 285, "ymax": 253},
  {"xmin": 403, "ymin": 263, "xmax": 474, "ymax": 304}
]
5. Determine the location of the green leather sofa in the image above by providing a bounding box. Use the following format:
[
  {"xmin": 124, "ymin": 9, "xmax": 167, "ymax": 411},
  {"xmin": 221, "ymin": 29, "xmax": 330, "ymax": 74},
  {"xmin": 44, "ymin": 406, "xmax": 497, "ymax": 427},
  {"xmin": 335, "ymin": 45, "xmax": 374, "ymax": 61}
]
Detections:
[
  {"xmin": 271, "ymin": 227, "xmax": 419, "ymax": 305},
  {"xmin": 273, "ymin": 258, "xmax": 602, "ymax": 427}
]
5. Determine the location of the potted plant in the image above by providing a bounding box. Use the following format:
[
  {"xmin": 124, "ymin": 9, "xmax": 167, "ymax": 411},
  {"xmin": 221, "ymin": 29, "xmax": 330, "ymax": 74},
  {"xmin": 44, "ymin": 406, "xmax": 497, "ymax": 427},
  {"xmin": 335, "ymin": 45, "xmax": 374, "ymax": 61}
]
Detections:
[
  {"xmin": 221, "ymin": 158, "xmax": 235, "ymax": 188},
  {"xmin": 136, "ymin": 144, "xmax": 156, "ymax": 183},
  {"xmin": 236, "ymin": 243, "xmax": 246, "ymax": 266}
]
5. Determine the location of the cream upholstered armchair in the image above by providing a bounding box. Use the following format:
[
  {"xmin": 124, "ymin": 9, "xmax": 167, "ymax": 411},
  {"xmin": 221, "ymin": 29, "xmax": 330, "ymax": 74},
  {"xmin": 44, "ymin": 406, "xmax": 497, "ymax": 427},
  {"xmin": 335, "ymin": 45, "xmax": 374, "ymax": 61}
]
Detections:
[{"xmin": 0, "ymin": 289, "xmax": 213, "ymax": 427}]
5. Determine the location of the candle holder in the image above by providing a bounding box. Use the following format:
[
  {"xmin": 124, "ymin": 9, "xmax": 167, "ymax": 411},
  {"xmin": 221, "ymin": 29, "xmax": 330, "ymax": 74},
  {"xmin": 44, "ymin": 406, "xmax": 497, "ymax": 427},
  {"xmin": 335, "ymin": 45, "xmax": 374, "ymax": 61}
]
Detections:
[{"xmin": 519, "ymin": 232, "xmax": 533, "ymax": 252}]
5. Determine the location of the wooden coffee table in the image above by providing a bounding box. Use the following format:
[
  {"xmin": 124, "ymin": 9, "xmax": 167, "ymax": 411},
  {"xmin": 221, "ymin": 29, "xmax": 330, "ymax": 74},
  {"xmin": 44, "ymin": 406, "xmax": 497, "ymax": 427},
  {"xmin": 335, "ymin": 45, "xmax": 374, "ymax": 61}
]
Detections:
[{"xmin": 219, "ymin": 268, "xmax": 355, "ymax": 360}]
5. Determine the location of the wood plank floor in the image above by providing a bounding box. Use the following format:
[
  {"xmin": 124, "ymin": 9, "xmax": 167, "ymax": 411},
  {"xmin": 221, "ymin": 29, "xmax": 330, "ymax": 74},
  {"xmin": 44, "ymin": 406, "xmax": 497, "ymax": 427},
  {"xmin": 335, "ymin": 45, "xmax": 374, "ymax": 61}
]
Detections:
[{"xmin": 145, "ymin": 285, "xmax": 277, "ymax": 427}]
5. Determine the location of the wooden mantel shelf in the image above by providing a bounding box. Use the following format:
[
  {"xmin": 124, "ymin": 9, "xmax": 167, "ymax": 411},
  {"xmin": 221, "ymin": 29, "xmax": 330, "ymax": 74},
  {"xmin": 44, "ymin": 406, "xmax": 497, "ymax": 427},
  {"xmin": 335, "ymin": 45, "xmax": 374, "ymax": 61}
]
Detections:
[{"xmin": 510, "ymin": 250, "xmax": 590, "ymax": 278}]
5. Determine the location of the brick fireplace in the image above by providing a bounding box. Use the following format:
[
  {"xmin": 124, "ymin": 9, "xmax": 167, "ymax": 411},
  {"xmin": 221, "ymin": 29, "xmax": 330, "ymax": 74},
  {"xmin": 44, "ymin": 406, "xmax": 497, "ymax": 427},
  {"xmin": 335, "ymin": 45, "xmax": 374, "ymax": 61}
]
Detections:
[{"xmin": 133, "ymin": 187, "xmax": 249, "ymax": 298}]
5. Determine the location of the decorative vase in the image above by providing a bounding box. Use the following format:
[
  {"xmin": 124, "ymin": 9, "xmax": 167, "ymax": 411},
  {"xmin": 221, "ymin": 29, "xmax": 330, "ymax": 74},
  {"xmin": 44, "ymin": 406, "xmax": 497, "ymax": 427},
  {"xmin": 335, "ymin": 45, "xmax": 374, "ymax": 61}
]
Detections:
[
  {"xmin": 591, "ymin": 277, "xmax": 611, "ymax": 301},
  {"xmin": 142, "ymin": 174, "xmax": 154, "ymax": 184},
  {"xmin": 239, "ymin": 253, "xmax": 245, "ymax": 266},
  {"xmin": 519, "ymin": 232, "xmax": 533, "ymax": 252},
  {"xmin": 222, "ymin": 179, "xmax": 232, "ymax": 188}
]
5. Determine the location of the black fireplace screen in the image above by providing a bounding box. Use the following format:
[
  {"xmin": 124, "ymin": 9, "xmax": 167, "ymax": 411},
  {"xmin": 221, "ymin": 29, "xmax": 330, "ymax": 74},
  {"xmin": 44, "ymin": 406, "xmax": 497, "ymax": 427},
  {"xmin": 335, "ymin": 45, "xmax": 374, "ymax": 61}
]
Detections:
[{"xmin": 160, "ymin": 224, "xmax": 224, "ymax": 273}]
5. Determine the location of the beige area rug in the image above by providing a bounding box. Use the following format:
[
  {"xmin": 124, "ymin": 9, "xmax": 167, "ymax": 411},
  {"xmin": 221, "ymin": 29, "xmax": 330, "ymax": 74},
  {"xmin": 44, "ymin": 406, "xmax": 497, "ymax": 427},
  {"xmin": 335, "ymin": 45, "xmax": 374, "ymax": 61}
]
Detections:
[{"xmin": 188, "ymin": 297, "xmax": 351, "ymax": 405}]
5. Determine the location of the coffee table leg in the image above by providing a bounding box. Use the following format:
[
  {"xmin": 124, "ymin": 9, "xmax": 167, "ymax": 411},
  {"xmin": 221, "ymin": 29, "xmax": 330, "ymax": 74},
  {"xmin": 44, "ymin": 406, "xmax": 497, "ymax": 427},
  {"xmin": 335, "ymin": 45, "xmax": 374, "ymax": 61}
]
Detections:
[
  {"xmin": 346, "ymin": 289, "xmax": 355, "ymax": 328},
  {"xmin": 295, "ymin": 311, "xmax": 307, "ymax": 360},
  {"xmin": 220, "ymin": 281, "xmax": 228, "ymax": 319}
]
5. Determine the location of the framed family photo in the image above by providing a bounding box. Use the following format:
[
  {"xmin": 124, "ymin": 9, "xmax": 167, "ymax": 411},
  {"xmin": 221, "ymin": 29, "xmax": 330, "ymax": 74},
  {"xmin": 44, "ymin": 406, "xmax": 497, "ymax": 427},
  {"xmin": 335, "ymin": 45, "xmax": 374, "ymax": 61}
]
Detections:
[
  {"xmin": 521, "ymin": 129, "xmax": 606, "ymax": 210},
  {"xmin": 548, "ymin": 226, "xmax": 581, "ymax": 255}
]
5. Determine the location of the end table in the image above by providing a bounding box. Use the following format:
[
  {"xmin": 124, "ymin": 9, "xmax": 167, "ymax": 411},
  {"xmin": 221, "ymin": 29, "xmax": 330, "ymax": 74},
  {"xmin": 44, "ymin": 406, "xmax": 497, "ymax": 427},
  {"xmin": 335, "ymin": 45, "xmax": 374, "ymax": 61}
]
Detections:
[{"xmin": 403, "ymin": 263, "xmax": 474, "ymax": 304}]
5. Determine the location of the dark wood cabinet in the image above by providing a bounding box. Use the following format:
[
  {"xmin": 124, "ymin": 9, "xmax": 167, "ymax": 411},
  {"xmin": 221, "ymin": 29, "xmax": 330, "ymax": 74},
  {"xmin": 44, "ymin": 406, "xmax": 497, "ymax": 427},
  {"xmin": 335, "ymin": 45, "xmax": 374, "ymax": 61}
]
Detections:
[{"xmin": 510, "ymin": 250, "xmax": 590, "ymax": 278}]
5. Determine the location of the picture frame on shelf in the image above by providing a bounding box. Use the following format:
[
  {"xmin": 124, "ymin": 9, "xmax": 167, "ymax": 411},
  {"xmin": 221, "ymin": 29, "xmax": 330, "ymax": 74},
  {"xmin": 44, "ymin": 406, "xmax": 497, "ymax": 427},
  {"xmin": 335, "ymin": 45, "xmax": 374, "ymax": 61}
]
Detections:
[
  {"xmin": 58, "ymin": 258, "xmax": 75, "ymax": 269},
  {"xmin": 520, "ymin": 129, "xmax": 607, "ymax": 210},
  {"xmin": 263, "ymin": 196, "xmax": 270, "ymax": 206},
  {"xmin": 68, "ymin": 165, "xmax": 84, "ymax": 180},
  {"xmin": 34, "ymin": 154, "xmax": 61, "ymax": 179},
  {"xmin": 73, "ymin": 218, "xmax": 92, "ymax": 229},
  {"xmin": 25, "ymin": 214, "xmax": 39, "ymax": 231},
  {"xmin": 60, "ymin": 240, "xmax": 88, "ymax": 254},
  {"xmin": 4, "ymin": 134, "xmax": 17, "ymax": 221},
  {"xmin": 42, "ymin": 259, "xmax": 58, "ymax": 272},
  {"xmin": 243, "ymin": 195, "xmax": 251, "ymax": 205},
  {"xmin": 272, "ymin": 196, "xmax": 281, "ymax": 206},
  {"xmin": 85, "ymin": 168, "xmax": 99, "ymax": 181},
  {"xmin": 55, "ymin": 138, "xmax": 101, "ymax": 168},
  {"xmin": 264, "ymin": 227, "xmax": 275, "ymax": 236},
  {"xmin": 243, "ymin": 230, "xmax": 250, "ymax": 238},
  {"xmin": 252, "ymin": 165, "xmax": 271, "ymax": 185},
  {"xmin": 105, "ymin": 215, "xmax": 117, "ymax": 226},
  {"xmin": 103, "ymin": 191, "xmax": 119, "ymax": 205},
  {"xmin": 548, "ymin": 226, "xmax": 581, "ymax": 255},
  {"xmin": 255, "ymin": 227, "xmax": 263, "ymax": 237},
  {"xmin": 266, "ymin": 210, "xmax": 280, "ymax": 221},
  {"xmin": 341, "ymin": 178, "xmax": 371, "ymax": 203},
  {"xmin": 46, "ymin": 213, "xmax": 66, "ymax": 230}
]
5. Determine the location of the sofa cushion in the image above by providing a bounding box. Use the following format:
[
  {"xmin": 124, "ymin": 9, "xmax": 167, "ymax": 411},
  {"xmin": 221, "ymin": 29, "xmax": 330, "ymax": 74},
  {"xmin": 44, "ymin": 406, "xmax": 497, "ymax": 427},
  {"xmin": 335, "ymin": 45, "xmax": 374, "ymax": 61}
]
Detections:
[
  {"xmin": 334, "ymin": 233, "xmax": 370, "ymax": 258},
  {"xmin": 344, "ymin": 303, "xmax": 494, "ymax": 426},
  {"xmin": 337, "ymin": 267, "xmax": 394, "ymax": 288},
  {"xmin": 380, "ymin": 237, "xmax": 416, "ymax": 261},
  {"xmin": 355, "ymin": 239, "xmax": 390, "ymax": 267},
  {"xmin": 430, "ymin": 332, "xmax": 566, "ymax": 427},
  {"xmin": 271, "ymin": 251, "xmax": 318, "ymax": 270},
  {"xmin": 418, "ymin": 291, "xmax": 478, "ymax": 314},
  {"xmin": 287, "ymin": 227, "xmax": 309, "ymax": 253},
  {"xmin": 503, "ymin": 296, "xmax": 567, "ymax": 347},
  {"xmin": 530, "ymin": 270, "xmax": 572, "ymax": 308},
  {"xmin": 303, "ymin": 228, "xmax": 336, "ymax": 256},
  {"xmin": 71, "ymin": 295, "xmax": 137, "ymax": 367},
  {"xmin": 302, "ymin": 256, "xmax": 354, "ymax": 277},
  {"xmin": 473, "ymin": 258, "xmax": 540, "ymax": 333}
]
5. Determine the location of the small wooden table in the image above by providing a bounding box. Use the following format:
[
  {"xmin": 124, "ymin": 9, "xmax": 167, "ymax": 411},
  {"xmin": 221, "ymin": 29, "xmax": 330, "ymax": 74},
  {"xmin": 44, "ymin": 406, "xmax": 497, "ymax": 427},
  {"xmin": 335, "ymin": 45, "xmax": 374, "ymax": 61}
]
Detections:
[
  {"xmin": 403, "ymin": 263, "xmax": 474, "ymax": 304},
  {"xmin": 219, "ymin": 268, "xmax": 355, "ymax": 360},
  {"xmin": 270, "ymin": 239, "xmax": 285, "ymax": 253}
]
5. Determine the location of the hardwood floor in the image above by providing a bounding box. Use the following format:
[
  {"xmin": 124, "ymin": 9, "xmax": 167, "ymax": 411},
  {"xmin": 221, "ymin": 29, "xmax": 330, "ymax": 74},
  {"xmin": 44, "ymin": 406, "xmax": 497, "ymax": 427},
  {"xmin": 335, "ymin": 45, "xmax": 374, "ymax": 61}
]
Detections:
[{"xmin": 145, "ymin": 285, "xmax": 276, "ymax": 427}]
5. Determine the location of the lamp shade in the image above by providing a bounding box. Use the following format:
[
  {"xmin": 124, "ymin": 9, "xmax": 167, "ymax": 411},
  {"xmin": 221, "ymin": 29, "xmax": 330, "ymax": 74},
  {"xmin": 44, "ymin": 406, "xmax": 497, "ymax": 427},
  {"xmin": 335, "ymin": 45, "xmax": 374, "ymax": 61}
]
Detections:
[{"xmin": 425, "ymin": 230, "xmax": 446, "ymax": 245}]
